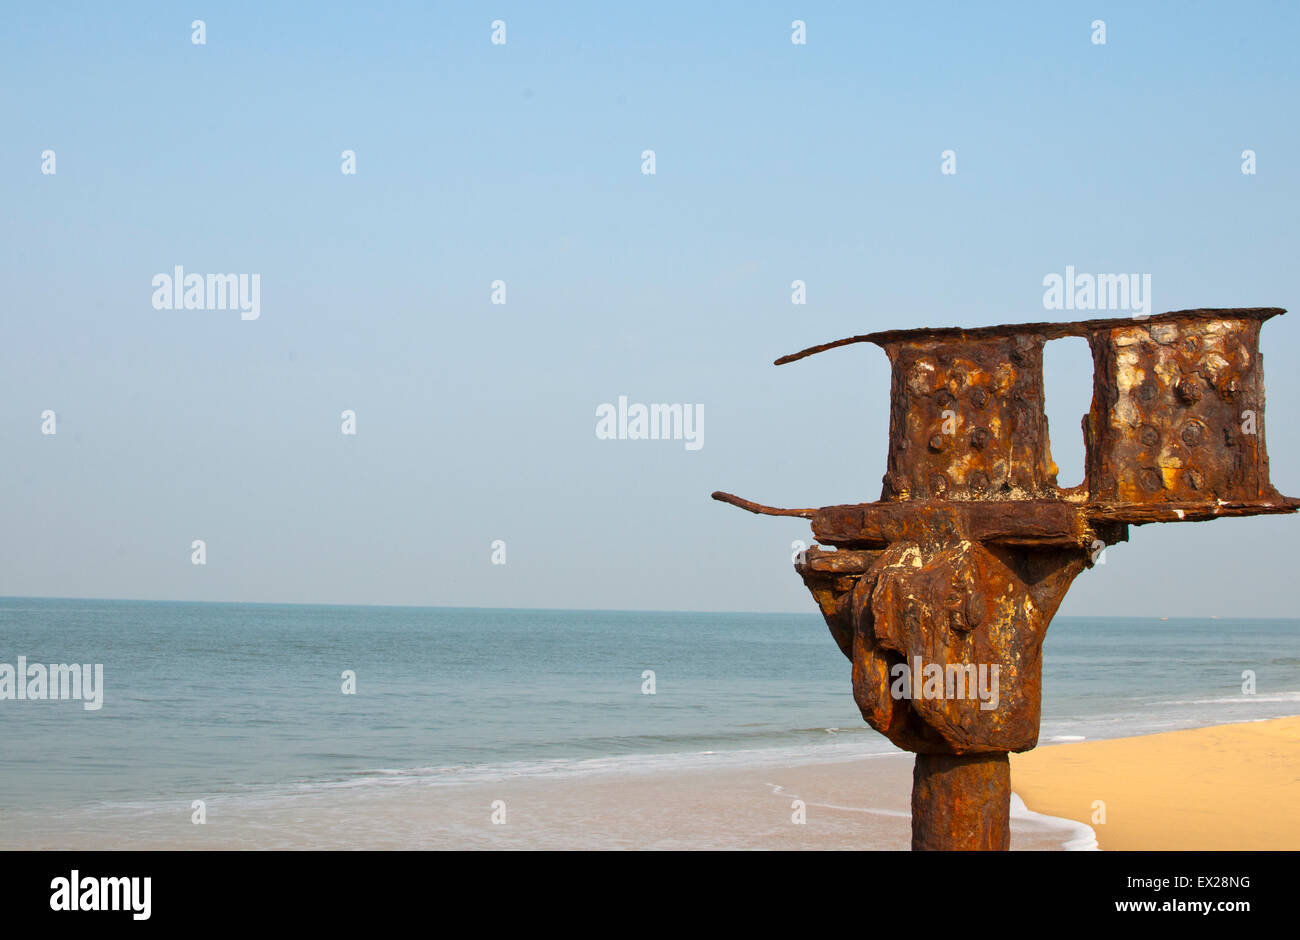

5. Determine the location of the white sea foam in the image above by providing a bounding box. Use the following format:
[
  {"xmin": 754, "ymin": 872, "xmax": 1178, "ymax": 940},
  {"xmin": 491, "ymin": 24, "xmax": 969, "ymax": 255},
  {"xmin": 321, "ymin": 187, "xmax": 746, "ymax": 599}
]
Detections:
[
  {"xmin": 1010, "ymin": 792, "xmax": 1099, "ymax": 851},
  {"xmin": 763, "ymin": 781, "xmax": 912, "ymax": 819},
  {"xmin": 1149, "ymin": 692, "xmax": 1300, "ymax": 706},
  {"xmin": 85, "ymin": 737, "xmax": 909, "ymax": 816}
]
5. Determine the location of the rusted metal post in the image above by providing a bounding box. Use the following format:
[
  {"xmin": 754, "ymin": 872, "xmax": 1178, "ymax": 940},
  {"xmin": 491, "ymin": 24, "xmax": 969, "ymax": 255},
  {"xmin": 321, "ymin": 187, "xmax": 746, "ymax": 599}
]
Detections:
[
  {"xmin": 912, "ymin": 753, "xmax": 1010, "ymax": 851},
  {"xmin": 714, "ymin": 308, "xmax": 1297, "ymax": 851}
]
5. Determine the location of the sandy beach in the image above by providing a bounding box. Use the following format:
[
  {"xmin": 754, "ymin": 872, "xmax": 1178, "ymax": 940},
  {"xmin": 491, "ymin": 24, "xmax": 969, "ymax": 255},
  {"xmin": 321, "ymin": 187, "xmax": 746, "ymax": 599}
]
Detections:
[{"xmin": 1011, "ymin": 716, "xmax": 1300, "ymax": 850}]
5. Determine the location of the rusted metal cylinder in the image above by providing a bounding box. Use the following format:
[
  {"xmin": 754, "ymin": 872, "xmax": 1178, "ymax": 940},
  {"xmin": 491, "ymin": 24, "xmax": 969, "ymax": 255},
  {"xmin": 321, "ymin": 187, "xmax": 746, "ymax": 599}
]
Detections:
[{"xmin": 911, "ymin": 752, "xmax": 1010, "ymax": 851}]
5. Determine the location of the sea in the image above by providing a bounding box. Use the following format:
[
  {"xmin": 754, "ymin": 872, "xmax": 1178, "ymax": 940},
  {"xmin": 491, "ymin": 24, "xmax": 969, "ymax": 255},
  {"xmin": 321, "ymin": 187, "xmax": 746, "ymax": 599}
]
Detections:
[{"xmin": 1, "ymin": 598, "xmax": 1296, "ymax": 847}]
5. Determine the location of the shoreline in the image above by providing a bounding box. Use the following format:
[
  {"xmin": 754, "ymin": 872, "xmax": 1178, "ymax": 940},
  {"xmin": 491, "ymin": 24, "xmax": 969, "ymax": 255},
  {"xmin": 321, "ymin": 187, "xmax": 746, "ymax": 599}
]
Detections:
[
  {"xmin": 3, "ymin": 716, "xmax": 1295, "ymax": 850},
  {"xmin": 0, "ymin": 750, "xmax": 1079, "ymax": 851}
]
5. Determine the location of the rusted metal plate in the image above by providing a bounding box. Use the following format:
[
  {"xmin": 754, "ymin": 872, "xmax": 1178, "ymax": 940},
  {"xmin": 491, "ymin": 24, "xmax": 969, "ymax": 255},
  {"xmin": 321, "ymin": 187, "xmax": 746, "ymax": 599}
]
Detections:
[
  {"xmin": 808, "ymin": 500, "xmax": 1085, "ymax": 548},
  {"xmin": 1086, "ymin": 315, "xmax": 1281, "ymax": 507},
  {"xmin": 773, "ymin": 307, "xmax": 1283, "ymax": 363},
  {"xmin": 880, "ymin": 334, "xmax": 1058, "ymax": 501},
  {"xmin": 1085, "ymin": 498, "xmax": 1300, "ymax": 525},
  {"xmin": 842, "ymin": 539, "xmax": 1082, "ymax": 754}
]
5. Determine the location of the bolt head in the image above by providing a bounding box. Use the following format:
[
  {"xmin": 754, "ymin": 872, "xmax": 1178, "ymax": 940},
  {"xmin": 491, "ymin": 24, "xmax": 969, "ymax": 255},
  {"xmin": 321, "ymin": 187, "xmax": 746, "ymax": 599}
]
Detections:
[
  {"xmin": 1176, "ymin": 379, "xmax": 1203, "ymax": 405},
  {"xmin": 1140, "ymin": 468, "xmax": 1164, "ymax": 493}
]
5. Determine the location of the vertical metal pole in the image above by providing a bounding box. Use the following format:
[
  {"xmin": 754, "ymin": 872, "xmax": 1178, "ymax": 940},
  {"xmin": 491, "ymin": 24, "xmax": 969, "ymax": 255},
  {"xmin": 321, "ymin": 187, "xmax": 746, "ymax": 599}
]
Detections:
[{"xmin": 911, "ymin": 753, "xmax": 1011, "ymax": 851}]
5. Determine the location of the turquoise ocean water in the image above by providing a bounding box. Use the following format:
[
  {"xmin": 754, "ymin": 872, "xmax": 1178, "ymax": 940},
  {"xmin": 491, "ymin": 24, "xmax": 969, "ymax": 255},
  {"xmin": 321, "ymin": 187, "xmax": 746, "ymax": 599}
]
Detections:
[{"xmin": 0, "ymin": 598, "xmax": 1296, "ymax": 821}]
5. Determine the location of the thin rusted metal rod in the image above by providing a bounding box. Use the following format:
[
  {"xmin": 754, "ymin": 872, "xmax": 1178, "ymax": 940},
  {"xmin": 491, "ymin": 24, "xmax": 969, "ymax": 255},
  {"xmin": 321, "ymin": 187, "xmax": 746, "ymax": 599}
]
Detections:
[{"xmin": 709, "ymin": 491, "xmax": 815, "ymax": 518}]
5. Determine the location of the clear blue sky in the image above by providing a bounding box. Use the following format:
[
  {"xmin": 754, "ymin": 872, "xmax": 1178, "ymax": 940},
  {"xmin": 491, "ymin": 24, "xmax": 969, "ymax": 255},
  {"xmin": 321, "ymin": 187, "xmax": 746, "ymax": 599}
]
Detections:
[{"xmin": 2, "ymin": 2, "xmax": 1298, "ymax": 616}]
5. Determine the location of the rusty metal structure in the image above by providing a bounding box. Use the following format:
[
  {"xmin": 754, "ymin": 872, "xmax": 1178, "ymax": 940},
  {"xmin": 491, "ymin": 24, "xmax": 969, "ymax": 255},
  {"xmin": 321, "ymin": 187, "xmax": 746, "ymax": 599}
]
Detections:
[{"xmin": 713, "ymin": 307, "xmax": 1297, "ymax": 850}]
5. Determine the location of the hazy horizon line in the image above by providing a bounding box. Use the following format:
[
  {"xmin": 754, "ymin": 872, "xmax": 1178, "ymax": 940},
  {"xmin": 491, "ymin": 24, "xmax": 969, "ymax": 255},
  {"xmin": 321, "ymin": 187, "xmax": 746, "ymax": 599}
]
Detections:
[{"xmin": 0, "ymin": 594, "xmax": 1292, "ymax": 623}]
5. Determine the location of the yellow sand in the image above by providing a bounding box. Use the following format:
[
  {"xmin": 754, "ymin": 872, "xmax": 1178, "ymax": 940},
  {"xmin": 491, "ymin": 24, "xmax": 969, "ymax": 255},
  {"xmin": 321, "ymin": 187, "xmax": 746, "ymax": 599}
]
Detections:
[{"xmin": 1011, "ymin": 716, "xmax": 1300, "ymax": 850}]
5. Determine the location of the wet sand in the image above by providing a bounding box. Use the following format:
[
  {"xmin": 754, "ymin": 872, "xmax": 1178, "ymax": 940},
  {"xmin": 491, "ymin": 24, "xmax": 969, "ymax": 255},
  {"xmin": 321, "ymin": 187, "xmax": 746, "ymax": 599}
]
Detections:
[{"xmin": 3, "ymin": 750, "xmax": 1076, "ymax": 850}]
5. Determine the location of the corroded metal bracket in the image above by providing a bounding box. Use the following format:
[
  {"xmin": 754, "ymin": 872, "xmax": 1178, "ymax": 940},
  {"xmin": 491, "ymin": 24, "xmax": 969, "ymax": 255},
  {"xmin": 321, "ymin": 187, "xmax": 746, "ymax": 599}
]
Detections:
[{"xmin": 714, "ymin": 308, "xmax": 1297, "ymax": 850}]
